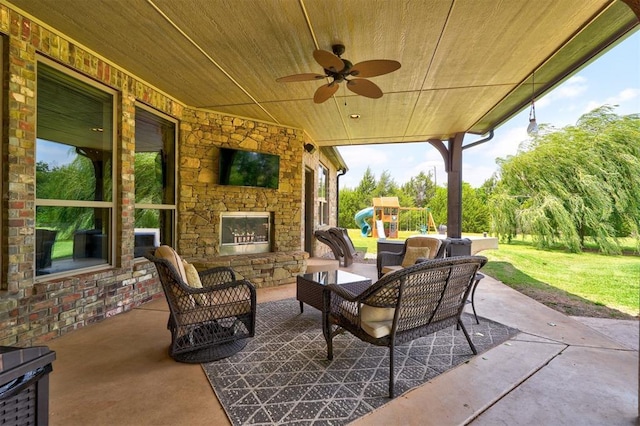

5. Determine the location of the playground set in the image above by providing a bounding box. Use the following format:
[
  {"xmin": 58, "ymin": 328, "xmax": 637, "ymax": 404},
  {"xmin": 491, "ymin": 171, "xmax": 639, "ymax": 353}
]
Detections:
[{"xmin": 354, "ymin": 197, "xmax": 437, "ymax": 238}]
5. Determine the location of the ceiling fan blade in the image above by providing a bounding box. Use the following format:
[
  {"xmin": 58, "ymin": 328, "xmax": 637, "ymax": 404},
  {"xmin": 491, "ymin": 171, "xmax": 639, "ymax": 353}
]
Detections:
[
  {"xmin": 350, "ymin": 60, "xmax": 401, "ymax": 78},
  {"xmin": 347, "ymin": 79, "xmax": 383, "ymax": 99},
  {"xmin": 276, "ymin": 73, "xmax": 326, "ymax": 83},
  {"xmin": 314, "ymin": 83, "xmax": 339, "ymax": 103},
  {"xmin": 313, "ymin": 49, "xmax": 345, "ymax": 72}
]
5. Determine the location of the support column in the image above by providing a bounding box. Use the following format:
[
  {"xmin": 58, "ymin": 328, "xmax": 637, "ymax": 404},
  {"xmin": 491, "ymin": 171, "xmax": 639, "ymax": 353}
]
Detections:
[
  {"xmin": 446, "ymin": 133, "xmax": 465, "ymax": 238},
  {"xmin": 426, "ymin": 133, "xmax": 465, "ymax": 239}
]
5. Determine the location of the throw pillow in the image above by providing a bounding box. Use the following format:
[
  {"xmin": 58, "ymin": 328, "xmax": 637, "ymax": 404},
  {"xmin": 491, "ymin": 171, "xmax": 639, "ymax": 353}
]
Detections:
[
  {"xmin": 182, "ymin": 260, "xmax": 206, "ymax": 305},
  {"xmin": 401, "ymin": 246, "xmax": 431, "ymax": 267}
]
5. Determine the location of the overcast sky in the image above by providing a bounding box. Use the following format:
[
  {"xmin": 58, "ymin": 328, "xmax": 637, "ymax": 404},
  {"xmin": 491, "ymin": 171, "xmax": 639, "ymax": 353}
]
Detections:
[{"xmin": 338, "ymin": 31, "xmax": 640, "ymax": 190}]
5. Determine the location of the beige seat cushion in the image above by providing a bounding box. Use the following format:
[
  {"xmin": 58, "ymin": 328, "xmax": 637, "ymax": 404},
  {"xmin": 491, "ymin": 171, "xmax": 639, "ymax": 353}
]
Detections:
[
  {"xmin": 338, "ymin": 302, "xmax": 396, "ymax": 339},
  {"xmin": 361, "ymin": 304, "xmax": 395, "ymax": 338},
  {"xmin": 381, "ymin": 265, "xmax": 403, "ymax": 275},
  {"xmin": 361, "ymin": 320, "xmax": 393, "ymax": 339},
  {"xmin": 401, "ymin": 246, "xmax": 431, "ymax": 267},
  {"xmin": 406, "ymin": 237, "xmax": 441, "ymax": 258},
  {"xmin": 155, "ymin": 245, "xmax": 198, "ymax": 308},
  {"xmin": 155, "ymin": 245, "xmax": 187, "ymax": 281}
]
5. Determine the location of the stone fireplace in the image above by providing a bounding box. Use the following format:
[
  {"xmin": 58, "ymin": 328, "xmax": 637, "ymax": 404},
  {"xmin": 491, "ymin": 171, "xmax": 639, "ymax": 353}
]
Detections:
[{"xmin": 220, "ymin": 212, "xmax": 272, "ymax": 255}]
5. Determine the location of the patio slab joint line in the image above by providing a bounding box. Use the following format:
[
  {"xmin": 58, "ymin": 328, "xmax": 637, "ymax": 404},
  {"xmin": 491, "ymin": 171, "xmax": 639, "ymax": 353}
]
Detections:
[{"xmin": 464, "ymin": 345, "xmax": 570, "ymax": 425}]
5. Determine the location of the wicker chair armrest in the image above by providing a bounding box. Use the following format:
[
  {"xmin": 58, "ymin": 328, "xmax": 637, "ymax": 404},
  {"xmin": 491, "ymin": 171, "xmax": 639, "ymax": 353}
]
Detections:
[
  {"xmin": 185, "ymin": 279, "xmax": 256, "ymax": 309},
  {"xmin": 435, "ymin": 239, "xmax": 449, "ymax": 258},
  {"xmin": 377, "ymin": 250, "xmax": 404, "ymax": 265},
  {"xmin": 376, "ymin": 250, "xmax": 404, "ymax": 277},
  {"xmin": 326, "ymin": 283, "xmax": 364, "ymax": 302},
  {"xmin": 198, "ymin": 266, "xmax": 237, "ymax": 287},
  {"xmin": 196, "ymin": 278, "xmax": 255, "ymax": 296}
]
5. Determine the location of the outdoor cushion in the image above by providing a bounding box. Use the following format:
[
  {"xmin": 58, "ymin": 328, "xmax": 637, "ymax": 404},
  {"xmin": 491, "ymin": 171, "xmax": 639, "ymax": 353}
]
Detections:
[
  {"xmin": 401, "ymin": 246, "xmax": 431, "ymax": 267},
  {"xmin": 155, "ymin": 246, "xmax": 199, "ymax": 308},
  {"xmin": 338, "ymin": 301, "xmax": 396, "ymax": 338},
  {"xmin": 361, "ymin": 319, "xmax": 393, "ymax": 339},
  {"xmin": 361, "ymin": 304, "xmax": 395, "ymax": 323},
  {"xmin": 381, "ymin": 265, "xmax": 403, "ymax": 275},
  {"xmin": 155, "ymin": 245, "xmax": 187, "ymax": 282},
  {"xmin": 182, "ymin": 260, "xmax": 206, "ymax": 305}
]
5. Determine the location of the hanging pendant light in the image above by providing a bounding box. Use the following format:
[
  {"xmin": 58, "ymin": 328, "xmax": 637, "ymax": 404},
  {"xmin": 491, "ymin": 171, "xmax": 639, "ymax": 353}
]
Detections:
[{"xmin": 527, "ymin": 73, "xmax": 539, "ymax": 135}]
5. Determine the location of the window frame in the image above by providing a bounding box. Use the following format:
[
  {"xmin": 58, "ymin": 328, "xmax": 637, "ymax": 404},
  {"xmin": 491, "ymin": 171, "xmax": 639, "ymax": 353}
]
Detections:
[
  {"xmin": 133, "ymin": 103, "xmax": 178, "ymax": 256},
  {"xmin": 35, "ymin": 56, "xmax": 118, "ymax": 279},
  {"xmin": 318, "ymin": 164, "xmax": 329, "ymax": 226}
]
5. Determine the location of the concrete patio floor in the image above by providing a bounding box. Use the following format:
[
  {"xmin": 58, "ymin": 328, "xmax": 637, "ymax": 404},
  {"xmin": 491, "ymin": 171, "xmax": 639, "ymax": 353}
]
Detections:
[{"xmin": 44, "ymin": 261, "xmax": 638, "ymax": 425}]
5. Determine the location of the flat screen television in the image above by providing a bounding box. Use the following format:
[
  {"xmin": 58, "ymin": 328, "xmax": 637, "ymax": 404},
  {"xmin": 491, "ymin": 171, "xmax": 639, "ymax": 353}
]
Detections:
[{"xmin": 218, "ymin": 148, "xmax": 280, "ymax": 189}]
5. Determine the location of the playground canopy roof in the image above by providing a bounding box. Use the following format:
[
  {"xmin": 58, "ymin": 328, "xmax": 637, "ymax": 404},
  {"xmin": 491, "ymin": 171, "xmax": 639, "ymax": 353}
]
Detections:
[
  {"xmin": 373, "ymin": 197, "xmax": 400, "ymax": 209},
  {"xmin": 10, "ymin": 0, "xmax": 638, "ymax": 150}
]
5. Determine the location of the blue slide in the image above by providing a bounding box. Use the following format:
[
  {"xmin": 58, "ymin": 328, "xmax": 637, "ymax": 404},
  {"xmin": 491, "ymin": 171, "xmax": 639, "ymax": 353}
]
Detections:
[{"xmin": 354, "ymin": 207, "xmax": 374, "ymax": 237}]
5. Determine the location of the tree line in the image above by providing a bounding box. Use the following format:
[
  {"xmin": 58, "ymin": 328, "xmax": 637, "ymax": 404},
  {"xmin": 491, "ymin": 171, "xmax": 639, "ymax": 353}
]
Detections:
[{"xmin": 339, "ymin": 106, "xmax": 639, "ymax": 254}]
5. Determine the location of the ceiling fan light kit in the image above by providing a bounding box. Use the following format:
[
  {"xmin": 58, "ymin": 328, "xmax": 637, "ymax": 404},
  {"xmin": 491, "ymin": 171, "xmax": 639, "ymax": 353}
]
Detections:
[{"xmin": 277, "ymin": 44, "xmax": 401, "ymax": 103}]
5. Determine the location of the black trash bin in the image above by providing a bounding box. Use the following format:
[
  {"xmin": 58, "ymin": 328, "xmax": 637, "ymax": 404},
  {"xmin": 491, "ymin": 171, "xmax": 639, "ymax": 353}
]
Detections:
[
  {"xmin": 446, "ymin": 237, "xmax": 472, "ymax": 257},
  {"xmin": 0, "ymin": 345, "xmax": 56, "ymax": 425}
]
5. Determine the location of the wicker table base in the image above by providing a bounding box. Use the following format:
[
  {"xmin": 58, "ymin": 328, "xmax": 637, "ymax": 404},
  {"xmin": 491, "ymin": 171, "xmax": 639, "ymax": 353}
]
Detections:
[
  {"xmin": 296, "ymin": 270, "xmax": 372, "ymax": 314},
  {"xmin": 297, "ymin": 270, "xmax": 372, "ymax": 360}
]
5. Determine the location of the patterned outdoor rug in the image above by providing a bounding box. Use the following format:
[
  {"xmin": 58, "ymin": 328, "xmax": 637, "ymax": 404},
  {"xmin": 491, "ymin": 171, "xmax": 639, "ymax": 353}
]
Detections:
[{"xmin": 203, "ymin": 298, "xmax": 519, "ymax": 425}]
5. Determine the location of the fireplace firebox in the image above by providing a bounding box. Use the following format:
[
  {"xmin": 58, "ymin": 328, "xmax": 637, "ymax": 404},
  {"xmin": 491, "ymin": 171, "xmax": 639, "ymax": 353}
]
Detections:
[{"xmin": 220, "ymin": 212, "xmax": 272, "ymax": 255}]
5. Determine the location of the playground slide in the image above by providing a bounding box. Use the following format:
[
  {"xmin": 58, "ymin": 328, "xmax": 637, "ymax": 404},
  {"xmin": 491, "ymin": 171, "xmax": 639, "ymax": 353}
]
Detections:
[{"xmin": 354, "ymin": 207, "xmax": 374, "ymax": 237}]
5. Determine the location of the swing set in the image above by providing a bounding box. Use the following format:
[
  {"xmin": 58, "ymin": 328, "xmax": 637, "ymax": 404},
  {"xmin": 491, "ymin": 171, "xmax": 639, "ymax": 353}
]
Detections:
[
  {"xmin": 399, "ymin": 206, "xmax": 437, "ymax": 234},
  {"xmin": 371, "ymin": 197, "xmax": 437, "ymax": 238}
]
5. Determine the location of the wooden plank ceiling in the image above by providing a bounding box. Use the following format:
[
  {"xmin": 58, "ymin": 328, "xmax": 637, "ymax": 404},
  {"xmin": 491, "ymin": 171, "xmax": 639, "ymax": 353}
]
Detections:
[{"xmin": 8, "ymin": 0, "xmax": 638, "ymax": 147}]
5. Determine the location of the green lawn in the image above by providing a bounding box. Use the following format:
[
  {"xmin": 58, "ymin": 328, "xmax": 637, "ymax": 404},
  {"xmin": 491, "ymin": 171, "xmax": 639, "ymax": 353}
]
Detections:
[
  {"xmin": 51, "ymin": 240, "xmax": 74, "ymax": 259},
  {"xmin": 481, "ymin": 240, "xmax": 639, "ymax": 317},
  {"xmin": 347, "ymin": 229, "xmax": 639, "ymax": 317}
]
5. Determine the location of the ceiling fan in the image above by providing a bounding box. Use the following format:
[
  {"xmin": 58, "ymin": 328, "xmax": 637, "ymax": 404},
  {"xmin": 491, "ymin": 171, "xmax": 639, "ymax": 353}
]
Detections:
[{"xmin": 276, "ymin": 44, "xmax": 401, "ymax": 103}]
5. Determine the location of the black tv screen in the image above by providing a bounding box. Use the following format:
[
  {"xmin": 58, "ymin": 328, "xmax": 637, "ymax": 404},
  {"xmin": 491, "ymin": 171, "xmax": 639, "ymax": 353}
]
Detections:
[{"xmin": 218, "ymin": 148, "xmax": 280, "ymax": 189}]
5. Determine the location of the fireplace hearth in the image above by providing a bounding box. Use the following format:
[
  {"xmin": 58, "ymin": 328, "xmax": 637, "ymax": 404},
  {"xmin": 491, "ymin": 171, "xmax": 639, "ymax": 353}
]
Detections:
[{"xmin": 220, "ymin": 212, "xmax": 272, "ymax": 255}]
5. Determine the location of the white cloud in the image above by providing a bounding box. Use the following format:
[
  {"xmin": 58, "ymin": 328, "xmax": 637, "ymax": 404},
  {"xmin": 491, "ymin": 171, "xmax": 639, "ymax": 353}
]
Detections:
[
  {"xmin": 485, "ymin": 126, "xmax": 528, "ymax": 159},
  {"xmin": 463, "ymin": 163, "xmax": 499, "ymax": 188},
  {"xmin": 584, "ymin": 87, "xmax": 640, "ymax": 114},
  {"xmin": 339, "ymin": 144, "xmax": 446, "ymax": 189},
  {"xmin": 339, "ymin": 145, "xmax": 389, "ymax": 169},
  {"xmin": 536, "ymin": 75, "xmax": 588, "ymax": 109}
]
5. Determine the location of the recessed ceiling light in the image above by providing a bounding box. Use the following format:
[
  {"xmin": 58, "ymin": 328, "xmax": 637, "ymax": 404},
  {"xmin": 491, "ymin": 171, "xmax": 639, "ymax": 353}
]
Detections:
[{"xmin": 349, "ymin": 114, "xmax": 361, "ymax": 119}]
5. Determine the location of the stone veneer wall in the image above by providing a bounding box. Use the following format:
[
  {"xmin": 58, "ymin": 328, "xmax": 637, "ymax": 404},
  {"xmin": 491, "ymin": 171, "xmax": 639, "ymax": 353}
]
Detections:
[
  {"xmin": 0, "ymin": 5, "xmax": 334, "ymax": 345},
  {"xmin": 177, "ymin": 108, "xmax": 308, "ymax": 287}
]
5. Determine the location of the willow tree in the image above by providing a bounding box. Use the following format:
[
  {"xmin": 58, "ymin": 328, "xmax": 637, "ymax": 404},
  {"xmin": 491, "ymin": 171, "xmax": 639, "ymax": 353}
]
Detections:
[{"xmin": 489, "ymin": 106, "xmax": 640, "ymax": 254}]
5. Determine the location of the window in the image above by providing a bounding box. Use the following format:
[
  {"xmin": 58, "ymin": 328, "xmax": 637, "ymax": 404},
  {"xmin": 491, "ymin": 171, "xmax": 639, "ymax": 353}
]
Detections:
[
  {"xmin": 35, "ymin": 60, "xmax": 116, "ymax": 276},
  {"xmin": 134, "ymin": 106, "xmax": 176, "ymax": 257},
  {"xmin": 318, "ymin": 165, "xmax": 329, "ymax": 225}
]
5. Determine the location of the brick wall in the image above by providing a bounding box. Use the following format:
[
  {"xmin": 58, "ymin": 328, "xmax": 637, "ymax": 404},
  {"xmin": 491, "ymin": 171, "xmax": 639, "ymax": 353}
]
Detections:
[{"xmin": 0, "ymin": 4, "xmax": 339, "ymax": 345}]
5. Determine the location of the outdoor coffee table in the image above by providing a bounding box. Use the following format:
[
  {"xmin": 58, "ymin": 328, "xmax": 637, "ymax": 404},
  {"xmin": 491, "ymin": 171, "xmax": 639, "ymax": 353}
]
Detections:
[
  {"xmin": 296, "ymin": 270, "xmax": 372, "ymax": 344},
  {"xmin": 297, "ymin": 270, "xmax": 372, "ymax": 313}
]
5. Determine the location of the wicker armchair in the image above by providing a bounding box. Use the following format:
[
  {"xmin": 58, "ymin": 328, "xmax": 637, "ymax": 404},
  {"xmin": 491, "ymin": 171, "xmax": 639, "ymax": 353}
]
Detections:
[
  {"xmin": 314, "ymin": 227, "xmax": 360, "ymax": 266},
  {"xmin": 328, "ymin": 227, "xmax": 359, "ymax": 266},
  {"xmin": 314, "ymin": 229, "xmax": 343, "ymax": 261},
  {"xmin": 324, "ymin": 255, "xmax": 487, "ymax": 398},
  {"xmin": 145, "ymin": 246, "xmax": 256, "ymax": 363},
  {"xmin": 376, "ymin": 236, "xmax": 448, "ymax": 278}
]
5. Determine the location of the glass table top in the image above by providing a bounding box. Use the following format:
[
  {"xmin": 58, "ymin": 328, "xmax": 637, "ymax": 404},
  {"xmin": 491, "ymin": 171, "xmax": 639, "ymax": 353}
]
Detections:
[{"xmin": 299, "ymin": 269, "xmax": 369, "ymax": 286}]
